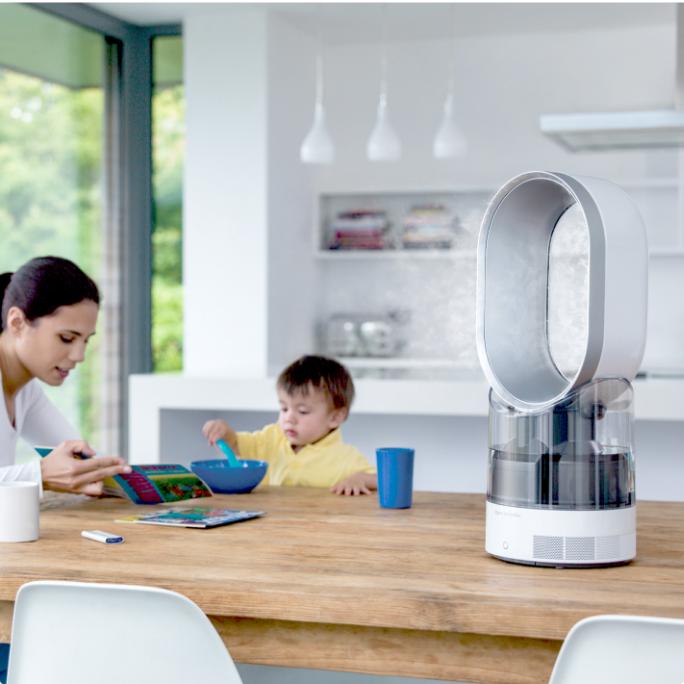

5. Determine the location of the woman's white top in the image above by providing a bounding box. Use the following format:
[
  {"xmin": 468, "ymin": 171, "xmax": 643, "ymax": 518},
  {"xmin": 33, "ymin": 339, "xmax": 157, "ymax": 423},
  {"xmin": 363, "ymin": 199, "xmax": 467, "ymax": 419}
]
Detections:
[{"xmin": 0, "ymin": 370, "xmax": 79, "ymax": 496}]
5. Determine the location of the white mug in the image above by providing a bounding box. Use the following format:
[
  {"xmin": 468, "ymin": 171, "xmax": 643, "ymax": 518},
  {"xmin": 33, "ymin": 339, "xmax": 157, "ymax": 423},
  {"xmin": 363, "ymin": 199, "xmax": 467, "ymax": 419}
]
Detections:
[{"xmin": 0, "ymin": 482, "xmax": 39, "ymax": 542}]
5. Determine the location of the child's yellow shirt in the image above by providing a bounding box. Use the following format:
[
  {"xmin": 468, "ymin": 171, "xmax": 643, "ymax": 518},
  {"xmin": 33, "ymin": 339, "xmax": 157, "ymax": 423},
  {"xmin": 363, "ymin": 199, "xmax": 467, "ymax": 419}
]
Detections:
[{"xmin": 236, "ymin": 424, "xmax": 375, "ymax": 488}]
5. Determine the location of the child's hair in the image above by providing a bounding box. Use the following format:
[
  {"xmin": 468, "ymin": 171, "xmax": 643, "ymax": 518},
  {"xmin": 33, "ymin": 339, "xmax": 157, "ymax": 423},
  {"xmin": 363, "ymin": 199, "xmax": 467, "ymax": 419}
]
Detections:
[
  {"xmin": 278, "ymin": 355, "xmax": 355, "ymax": 413},
  {"xmin": 0, "ymin": 256, "xmax": 100, "ymax": 332}
]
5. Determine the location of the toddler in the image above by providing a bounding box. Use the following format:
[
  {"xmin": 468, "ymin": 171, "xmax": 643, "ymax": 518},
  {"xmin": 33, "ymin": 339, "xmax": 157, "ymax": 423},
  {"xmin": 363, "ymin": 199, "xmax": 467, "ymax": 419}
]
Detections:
[{"xmin": 202, "ymin": 355, "xmax": 377, "ymax": 496}]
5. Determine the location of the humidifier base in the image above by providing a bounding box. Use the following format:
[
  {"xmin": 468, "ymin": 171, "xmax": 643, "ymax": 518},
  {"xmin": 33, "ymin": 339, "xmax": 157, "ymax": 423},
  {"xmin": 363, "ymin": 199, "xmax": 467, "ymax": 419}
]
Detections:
[{"xmin": 485, "ymin": 500, "xmax": 636, "ymax": 568}]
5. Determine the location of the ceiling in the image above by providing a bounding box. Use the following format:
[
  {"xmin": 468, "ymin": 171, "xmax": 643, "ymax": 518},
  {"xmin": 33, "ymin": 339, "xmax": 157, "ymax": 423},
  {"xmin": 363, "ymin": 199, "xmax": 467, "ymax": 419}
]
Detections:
[{"xmin": 90, "ymin": 2, "xmax": 675, "ymax": 44}]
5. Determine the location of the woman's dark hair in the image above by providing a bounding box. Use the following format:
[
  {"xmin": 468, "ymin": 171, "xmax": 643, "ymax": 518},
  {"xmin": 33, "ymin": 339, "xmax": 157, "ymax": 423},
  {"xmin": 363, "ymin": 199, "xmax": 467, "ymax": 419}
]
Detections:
[
  {"xmin": 277, "ymin": 355, "xmax": 355, "ymax": 413},
  {"xmin": 0, "ymin": 257, "xmax": 100, "ymax": 332}
]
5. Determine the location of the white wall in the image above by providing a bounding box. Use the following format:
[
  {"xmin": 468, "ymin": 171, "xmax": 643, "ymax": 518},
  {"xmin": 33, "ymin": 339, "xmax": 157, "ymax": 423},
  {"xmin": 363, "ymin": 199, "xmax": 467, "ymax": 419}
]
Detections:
[
  {"xmin": 300, "ymin": 24, "xmax": 684, "ymax": 373},
  {"xmin": 178, "ymin": 12, "xmax": 684, "ymax": 494},
  {"xmin": 266, "ymin": 17, "xmax": 320, "ymax": 373},
  {"xmin": 183, "ymin": 12, "xmax": 684, "ymax": 375},
  {"xmin": 184, "ymin": 8, "xmax": 324, "ymax": 377},
  {"xmin": 315, "ymin": 24, "xmax": 677, "ymax": 190},
  {"xmin": 184, "ymin": 8, "xmax": 270, "ymax": 376}
]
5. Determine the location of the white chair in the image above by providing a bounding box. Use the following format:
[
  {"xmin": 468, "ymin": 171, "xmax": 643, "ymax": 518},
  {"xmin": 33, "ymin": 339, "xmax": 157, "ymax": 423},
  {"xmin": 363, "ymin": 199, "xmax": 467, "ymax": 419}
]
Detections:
[
  {"xmin": 6, "ymin": 580, "xmax": 244, "ymax": 684},
  {"xmin": 548, "ymin": 614, "xmax": 684, "ymax": 684}
]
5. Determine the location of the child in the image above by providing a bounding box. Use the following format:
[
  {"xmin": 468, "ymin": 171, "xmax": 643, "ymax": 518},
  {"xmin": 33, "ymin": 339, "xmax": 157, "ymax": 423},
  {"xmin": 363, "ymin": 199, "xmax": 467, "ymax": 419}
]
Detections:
[{"xmin": 202, "ymin": 355, "xmax": 377, "ymax": 496}]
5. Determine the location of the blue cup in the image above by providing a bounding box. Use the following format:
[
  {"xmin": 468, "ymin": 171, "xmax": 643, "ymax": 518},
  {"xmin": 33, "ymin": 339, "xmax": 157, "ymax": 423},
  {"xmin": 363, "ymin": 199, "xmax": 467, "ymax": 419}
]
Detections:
[{"xmin": 376, "ymin": 448, "xmax": 415, "ymax": 509}]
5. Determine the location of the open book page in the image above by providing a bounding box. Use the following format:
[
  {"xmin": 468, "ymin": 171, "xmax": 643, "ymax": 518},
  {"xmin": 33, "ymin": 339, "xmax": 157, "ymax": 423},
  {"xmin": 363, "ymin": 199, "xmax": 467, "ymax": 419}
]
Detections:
[
  {"xmin": 103, "ymin": 465, "xmax": 212, "ymax": 504},
  {"xmin": 116, "ymin": 507, "xmax": 266, "ymax": 528},
  {"xmin": 35, "ymin": 448, "xmax": 212, "ymax": 505}
]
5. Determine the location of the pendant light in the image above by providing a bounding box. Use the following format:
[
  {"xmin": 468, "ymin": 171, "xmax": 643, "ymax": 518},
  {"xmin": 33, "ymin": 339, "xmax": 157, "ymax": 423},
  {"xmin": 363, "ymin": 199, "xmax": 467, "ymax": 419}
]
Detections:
[
  {"xmin": 433, "ymin": 4, "xmax": 467, "ymax": 158},
  {"xmin": 300, "ymin": 22, "xmax": 335, "ymax": 164},
  {"xmin": 367, "ymin": 5, "xmax": 401, "ymax": 161}
]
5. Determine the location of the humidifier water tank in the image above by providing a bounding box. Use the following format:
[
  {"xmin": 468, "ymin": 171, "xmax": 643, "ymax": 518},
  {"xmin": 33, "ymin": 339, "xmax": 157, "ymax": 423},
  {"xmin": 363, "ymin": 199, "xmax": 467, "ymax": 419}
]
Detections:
[
  {"xmin": 477, "ymin": 171, "xmax": 648, "ymax": 567},
  {"xmin": 485, "ymin": 377, "xmax": 636, "ymax": 566}
]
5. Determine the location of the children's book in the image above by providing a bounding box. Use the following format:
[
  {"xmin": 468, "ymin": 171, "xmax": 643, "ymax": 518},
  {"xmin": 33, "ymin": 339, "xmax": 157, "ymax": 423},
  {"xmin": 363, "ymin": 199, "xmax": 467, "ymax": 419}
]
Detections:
[
  {"xmin": 115, "ymin": 507, "xmax": 266, "ymax": 528},
  {"xmin": 35, "ymin": 447, "xmax": 213, "ymax": 505}
]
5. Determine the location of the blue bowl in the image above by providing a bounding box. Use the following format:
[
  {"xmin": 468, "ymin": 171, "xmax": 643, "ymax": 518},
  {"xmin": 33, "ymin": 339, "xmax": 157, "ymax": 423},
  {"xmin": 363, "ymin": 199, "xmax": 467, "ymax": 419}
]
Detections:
[{"xmin": 190, "ymin": 459, "xmax": 267, "ymax": 494}]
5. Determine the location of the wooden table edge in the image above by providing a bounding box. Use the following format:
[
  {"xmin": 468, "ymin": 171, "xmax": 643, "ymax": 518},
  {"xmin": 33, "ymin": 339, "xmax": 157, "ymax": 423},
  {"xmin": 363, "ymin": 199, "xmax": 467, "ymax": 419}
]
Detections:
[{"xmin": 1, "ymin": 598, "xmax": 561, "ymax": 684}]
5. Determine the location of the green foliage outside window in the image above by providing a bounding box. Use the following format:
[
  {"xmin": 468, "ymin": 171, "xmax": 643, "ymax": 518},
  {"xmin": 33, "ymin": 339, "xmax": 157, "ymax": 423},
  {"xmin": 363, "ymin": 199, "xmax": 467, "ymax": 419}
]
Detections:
[
  {"xmin": 1, "ymin": 65, "xmax": 185, "ymax": 464},
  {"xmin": 152, "ymin": 84, "xmax": 184, "ymax": 373},
  {"xmin": 0, "ymin": 67, "xmax": 102, "ymax": 444}
]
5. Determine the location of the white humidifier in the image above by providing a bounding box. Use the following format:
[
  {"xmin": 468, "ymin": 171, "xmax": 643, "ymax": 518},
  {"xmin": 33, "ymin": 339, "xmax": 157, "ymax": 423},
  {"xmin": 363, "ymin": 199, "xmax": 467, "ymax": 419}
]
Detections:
[{"xmin": 476, "ymin": 171, "xmax": 648, "ymax": 567}]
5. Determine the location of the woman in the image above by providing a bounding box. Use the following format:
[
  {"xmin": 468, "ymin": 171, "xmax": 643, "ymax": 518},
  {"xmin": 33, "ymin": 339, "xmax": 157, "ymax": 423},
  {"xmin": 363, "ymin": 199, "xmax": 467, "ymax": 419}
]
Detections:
[
  {"xmin": 0, "ymin": 256, "xmax": 131, "ymax": 494},
  {"xmin": 0, "ymin": 257, "xmax": 132, "ymax": 682}
]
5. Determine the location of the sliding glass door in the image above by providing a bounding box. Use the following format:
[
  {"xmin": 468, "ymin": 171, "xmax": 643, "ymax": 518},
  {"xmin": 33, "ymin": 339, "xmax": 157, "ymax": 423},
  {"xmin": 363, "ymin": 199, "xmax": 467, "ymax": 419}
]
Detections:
[{"xmin": 0, "ymin": 4, "xmax": 120, "ymax": 459}]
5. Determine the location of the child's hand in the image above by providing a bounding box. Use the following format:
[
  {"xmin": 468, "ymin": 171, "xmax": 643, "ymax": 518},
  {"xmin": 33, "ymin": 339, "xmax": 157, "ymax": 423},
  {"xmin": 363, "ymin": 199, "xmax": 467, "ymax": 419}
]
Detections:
[
  {"xmin": 202, "ymin": 419, "xmax": 236, "ymax": 448},
  {"xmin": 330, "ymin": 472, "xmax": 378, "ymax": 496}
]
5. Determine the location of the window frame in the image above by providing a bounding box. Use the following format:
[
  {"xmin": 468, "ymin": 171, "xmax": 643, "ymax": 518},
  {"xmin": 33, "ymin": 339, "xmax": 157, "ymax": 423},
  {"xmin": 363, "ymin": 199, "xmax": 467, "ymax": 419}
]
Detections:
[{"xmin": 30, "ymin": 3, "xmax": 181, "ymax": 455}]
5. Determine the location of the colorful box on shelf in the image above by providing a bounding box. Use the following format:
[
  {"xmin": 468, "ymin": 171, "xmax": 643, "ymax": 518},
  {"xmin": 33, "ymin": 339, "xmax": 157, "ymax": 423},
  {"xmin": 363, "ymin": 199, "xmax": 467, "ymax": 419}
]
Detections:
[
  {"xmin": 401, "ymin": 205, "xmax": 460, "ymax": 250},
  {"xmin": 328, "ymin": 209, "xmax": 390, "ymax": 250}
]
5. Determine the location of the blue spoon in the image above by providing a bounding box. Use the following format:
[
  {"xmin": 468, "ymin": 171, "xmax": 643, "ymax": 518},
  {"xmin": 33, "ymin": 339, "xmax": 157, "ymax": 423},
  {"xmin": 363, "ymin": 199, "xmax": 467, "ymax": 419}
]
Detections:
[{"xmin": 216, "ymin": 439, "xmax": 241, "ymax": 468}]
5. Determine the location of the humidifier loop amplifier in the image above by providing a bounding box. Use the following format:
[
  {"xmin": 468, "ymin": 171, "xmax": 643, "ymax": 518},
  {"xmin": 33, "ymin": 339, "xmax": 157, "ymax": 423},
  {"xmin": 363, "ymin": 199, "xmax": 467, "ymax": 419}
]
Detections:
[{"xmin": 476, "ymin": 171, "xmax": 648, "ymax": 567}]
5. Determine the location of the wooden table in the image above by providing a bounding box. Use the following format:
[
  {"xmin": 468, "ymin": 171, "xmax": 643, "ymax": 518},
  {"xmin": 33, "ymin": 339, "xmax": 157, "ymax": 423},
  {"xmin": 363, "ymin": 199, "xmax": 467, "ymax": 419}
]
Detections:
[{"xmin": 1, "ymin": 489, "xmax": 684, "ymax": 684}]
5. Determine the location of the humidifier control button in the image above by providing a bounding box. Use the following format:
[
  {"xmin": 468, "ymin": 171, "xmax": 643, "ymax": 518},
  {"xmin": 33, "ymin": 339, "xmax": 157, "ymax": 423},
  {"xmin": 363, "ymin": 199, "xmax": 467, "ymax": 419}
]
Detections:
[{"xmin": 503, "ymin": 542, "xmax": 508, "ymax": 550}]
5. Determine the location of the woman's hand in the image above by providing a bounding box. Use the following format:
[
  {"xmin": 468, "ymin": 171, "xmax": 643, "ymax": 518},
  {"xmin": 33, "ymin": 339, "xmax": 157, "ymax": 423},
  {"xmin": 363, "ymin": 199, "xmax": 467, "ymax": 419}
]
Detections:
[
  {"xmin": 202, "ymin": 419, "xmax": 239, "ymax": 451},
  {"xmin": 40, "ymin": 440, "xmax": 132, "ymax": 496},
  {"xmin": 330, "ymin": 472, "xmax": 378, "ymax": 496}
]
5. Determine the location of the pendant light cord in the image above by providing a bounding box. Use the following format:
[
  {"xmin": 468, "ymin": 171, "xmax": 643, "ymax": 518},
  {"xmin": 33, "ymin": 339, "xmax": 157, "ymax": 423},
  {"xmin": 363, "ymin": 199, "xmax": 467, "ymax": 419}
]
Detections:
[
  {"xmin": 316, "ymin": 5, "xmax": 323, "ymax": 105},
  {"xmin": 448, "ymin": 3, "xmax": 455, "ymax": 95},
  {"xmin": 380, "ymin": 3, "xmax": 388, "ymax": 99}
]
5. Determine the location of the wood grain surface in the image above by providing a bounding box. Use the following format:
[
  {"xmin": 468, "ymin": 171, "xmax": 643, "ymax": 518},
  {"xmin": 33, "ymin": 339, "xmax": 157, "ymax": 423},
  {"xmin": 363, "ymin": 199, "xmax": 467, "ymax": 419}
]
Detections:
[
  {"xmin": 1, "ymin": 488, "xmax": 683, "ymax": 683},
  {"xmin": 209, "ymin": 616, "xmax": 561, "ymax": 684}
]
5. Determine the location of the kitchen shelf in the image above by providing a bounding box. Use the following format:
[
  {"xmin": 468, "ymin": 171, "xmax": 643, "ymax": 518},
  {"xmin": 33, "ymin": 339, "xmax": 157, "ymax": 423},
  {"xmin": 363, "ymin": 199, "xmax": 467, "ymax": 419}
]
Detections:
[
  {"xmin": 337, "ymin": 357, "xmax": 477, "ymax": 370},
  {"xmin": 315, "ymin": 188, "xmax": 495, "ymax": 256},
  {"xmin": 648, "ymin": 249, "xmax": 684, "ymax": 257},
  {"xmin": 315, "ymin": 249, "xmax": 477, "ymax": 260},
  {"xmin": 615, "ymin": 178, "xmax": 681, "ymax": 190},
  {"xmin": 336, "ymin": 357, "xmax": 485, "ymax": 381},
  {"xmin": 338, "ymin": 356, "xmax": 462, "ymax": 369}
]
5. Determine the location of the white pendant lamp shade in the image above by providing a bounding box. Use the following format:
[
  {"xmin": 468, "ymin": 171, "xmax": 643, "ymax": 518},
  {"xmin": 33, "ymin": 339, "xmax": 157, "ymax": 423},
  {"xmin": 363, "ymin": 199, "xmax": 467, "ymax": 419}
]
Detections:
[
  {"xmin": 300, "ymin": 31, "xmax": 334, "ymax": 165},
  {"xmin": 367, "ymin": 95, "xmax": 402, "ymax": 161},
  {"xmin": 300, "ymin": 101, "xmax": 335, "ymax": 164},
  {"xmin": 433, "ymin": 92, "xmax": 467, "ymax": 158},
  {"xmin": 433, "ymin": 5, "xmax": 466, "ymax": 159},
  {"xmin": 367, "ymin": 5, "xmax": 401, "ymax": 162}
]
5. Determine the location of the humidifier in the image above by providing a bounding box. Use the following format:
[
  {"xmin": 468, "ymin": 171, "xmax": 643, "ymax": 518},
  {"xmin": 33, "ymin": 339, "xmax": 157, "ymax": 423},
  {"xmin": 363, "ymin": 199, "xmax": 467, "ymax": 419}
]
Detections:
[{"xmin": 476, "ymin": 171, "xmax": 648, "ymax": 567}]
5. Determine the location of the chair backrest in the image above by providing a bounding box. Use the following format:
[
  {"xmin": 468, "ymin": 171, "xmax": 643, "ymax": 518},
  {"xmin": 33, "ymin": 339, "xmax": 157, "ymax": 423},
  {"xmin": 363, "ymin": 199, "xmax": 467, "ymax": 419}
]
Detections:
[
  {"xmin": 7, "ymin": 580, "xmax": 244, "ymax": 684},
  {"xmin": 548, "ymin": 614, "xmax": 684, "ymax": 684}
]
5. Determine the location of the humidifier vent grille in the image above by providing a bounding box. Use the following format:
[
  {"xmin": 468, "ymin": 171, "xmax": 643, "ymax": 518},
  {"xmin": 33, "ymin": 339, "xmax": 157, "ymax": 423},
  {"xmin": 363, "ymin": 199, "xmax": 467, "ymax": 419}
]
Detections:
[
  {"xmin": 596, "ymin": 535, "xmax": 620, "ymax": 560},
  {"xmin": 532, "ymin": 534, "xmax": 632, "ymax": 563},
  {"xmin": 621, "ymin": 532, "xmax": 637, "ymax": 558},
  {"xmin": 533, "ymin": 535, "xmax": 563, "ymax": 560},
  {"xmin": 565, "ymin": 536, "xmax": 595, "ymax": 561}
]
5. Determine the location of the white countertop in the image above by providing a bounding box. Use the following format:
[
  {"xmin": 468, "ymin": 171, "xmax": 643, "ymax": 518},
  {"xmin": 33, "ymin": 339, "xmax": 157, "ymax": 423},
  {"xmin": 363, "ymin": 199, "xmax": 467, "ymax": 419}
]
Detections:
[
  {"xmin": 129, "ymin": 373, "xmax": 491, "ymax": 415},
  {"xmin": 127, "ymin": 373, "xmax": 684, "ymax": 464}
]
